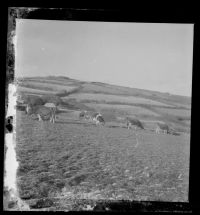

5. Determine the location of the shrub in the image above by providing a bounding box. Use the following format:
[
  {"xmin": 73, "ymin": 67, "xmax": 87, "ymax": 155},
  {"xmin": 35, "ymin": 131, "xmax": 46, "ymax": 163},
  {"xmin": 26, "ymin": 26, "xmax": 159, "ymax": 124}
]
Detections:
[
  {"xmin": 66, "ymin": 86, "xmax": 83, "ymax": 95},
  {"xmin": 55, "ymin": 90, "xmax": 68, "ymax": 97},
  {"xmin": 41, "ymin": 94, "xmax": 63, "ymax": 105},
  {"xmin": 24, "ymin": 95, "xmax": 45, "ymax": 106}
]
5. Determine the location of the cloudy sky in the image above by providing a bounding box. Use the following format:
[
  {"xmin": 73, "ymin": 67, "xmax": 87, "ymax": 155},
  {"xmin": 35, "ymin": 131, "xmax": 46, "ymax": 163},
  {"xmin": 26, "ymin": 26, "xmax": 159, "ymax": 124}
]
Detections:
[{"xmin": 15, "ymin": 19, "xmax": 193, "ymax": 96}]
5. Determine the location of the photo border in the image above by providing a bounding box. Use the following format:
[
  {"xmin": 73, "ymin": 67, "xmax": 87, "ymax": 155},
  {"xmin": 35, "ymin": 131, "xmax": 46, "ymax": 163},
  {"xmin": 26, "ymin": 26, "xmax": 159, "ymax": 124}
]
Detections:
[{"xmin": 3, "ymin": 5, "xmax": 199, "ymax": 213}]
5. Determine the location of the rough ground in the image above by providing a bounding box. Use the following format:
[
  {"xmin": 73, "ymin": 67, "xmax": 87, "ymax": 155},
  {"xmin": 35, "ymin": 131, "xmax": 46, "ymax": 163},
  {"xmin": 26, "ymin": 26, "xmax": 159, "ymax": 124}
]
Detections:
[{"xmin": 14, "ymin": 110, "xmax": 190, "ymax": 210}]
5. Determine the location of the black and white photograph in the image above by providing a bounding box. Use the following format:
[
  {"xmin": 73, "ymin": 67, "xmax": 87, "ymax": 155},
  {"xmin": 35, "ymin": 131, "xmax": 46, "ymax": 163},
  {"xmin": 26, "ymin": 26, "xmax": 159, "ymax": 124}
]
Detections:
[{"xmin": 4, "ymin": 8, "xmax": 194, "ymax": 211}]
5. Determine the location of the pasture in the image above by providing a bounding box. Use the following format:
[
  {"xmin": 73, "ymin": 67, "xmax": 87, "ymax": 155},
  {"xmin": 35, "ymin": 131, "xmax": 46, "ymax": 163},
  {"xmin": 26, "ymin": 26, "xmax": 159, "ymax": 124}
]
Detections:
[
  {"xmin": 153, "ymin": 107, "xmax": 191, "ymax": 118},
  {"xmin": 14, "ymin": 76, "xmax": 191, "ymax": 210},
  {"xmin": 17, "ymin": 86, "xmax": 55, "ymax": 96},
  {"xmin": 66, "ymin": 93, "xmax": 175, "ymax": 107},
  {"xmin": 82, "ymin": 103, "xmax": 161, "ymax": 117},
  {"xmin": 19, "ymin": 81, "xmax": 78, "ymax": 92},
  {"xmin": 16, "ymin": 110, "xmax": 189, "ymax": 210}
]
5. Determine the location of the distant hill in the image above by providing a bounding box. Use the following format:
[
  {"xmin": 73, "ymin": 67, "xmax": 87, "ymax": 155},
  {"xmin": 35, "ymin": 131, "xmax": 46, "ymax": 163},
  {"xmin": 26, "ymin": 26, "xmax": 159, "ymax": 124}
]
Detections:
[{"xmin": 16, "ymin": 75, "xmax": 191, "ymax": 133}]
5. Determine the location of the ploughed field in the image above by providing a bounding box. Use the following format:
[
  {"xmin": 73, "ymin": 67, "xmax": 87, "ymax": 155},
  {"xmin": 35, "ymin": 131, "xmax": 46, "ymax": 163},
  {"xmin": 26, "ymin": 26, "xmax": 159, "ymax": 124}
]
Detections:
[{"xmin": 16, "ymin": 110, "xmax": 190, "ymax": 210}]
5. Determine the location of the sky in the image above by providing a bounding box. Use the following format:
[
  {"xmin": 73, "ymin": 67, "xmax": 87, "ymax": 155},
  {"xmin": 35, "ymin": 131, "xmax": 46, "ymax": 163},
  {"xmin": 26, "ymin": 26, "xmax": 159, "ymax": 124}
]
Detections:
[{"xmin": 15, "ymin": 19, "xmax": 193, "ymax": 96}]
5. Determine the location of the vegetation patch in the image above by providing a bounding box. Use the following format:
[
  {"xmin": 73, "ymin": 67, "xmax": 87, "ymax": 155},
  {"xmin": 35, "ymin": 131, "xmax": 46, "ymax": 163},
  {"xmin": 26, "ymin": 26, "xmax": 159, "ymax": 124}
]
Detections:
[{"xmin": 14, "ymin": 76, "xmax": 191, "ymax": 210}]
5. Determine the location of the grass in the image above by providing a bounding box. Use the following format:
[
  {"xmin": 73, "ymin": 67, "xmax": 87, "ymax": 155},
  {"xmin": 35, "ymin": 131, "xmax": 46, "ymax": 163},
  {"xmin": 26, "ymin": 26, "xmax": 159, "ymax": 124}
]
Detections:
[
  {"xmin": 81, "ymin": 82, "xmax": 191, "ymax": 106},
  {"xmin": 83, "ymin": 102, "xmax": 160, "ymax": 117},
  {"xmin": 153, "ymin": 107, "xmax": 191, "ymax": 118},
  {"xmin": 17, "ymin": 86, "xmax": 56, "ymax": 95},
  {"xmin": 16, "ymin": 110, "xmax": 190, "ymax": 209},
  {"xmin": 66, "ymin": 93, "xmax": 174, "ymax": 107},
  {"xmin": 18, "ymin": 77, "xmax": 81, "ymax": 86},
  {"xmin": 13, "ymin": 76, "xmax": 191, "ymax": 210},
  {"xmin": 20, "ymin": 81, "xmax": 77, "ymax": 92}
]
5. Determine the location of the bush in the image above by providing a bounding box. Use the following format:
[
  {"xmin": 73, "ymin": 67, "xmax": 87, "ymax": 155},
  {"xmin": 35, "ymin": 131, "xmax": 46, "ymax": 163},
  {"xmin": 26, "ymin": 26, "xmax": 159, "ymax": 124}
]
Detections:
[
  {"xmin": 24, "ymin": 95, "xmax": 45, "ymax": 106},
  {"xmin": 55, "ymin": 90, "xmax": 68, "ymax": 97},
  {"xmin": 41, "ymin": 94, "xmax": 63, "ymax": 106},
  {"xmin": 66, "ymin": 86, "xmax": 83, "ymax": 95}
]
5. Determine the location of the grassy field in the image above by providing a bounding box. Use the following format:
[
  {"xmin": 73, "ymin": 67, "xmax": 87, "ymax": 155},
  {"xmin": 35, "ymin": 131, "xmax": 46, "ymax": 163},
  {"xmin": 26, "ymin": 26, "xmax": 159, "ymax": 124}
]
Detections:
[
  {"xmin": 18, "ymin": 77, "xmax": 80, "ymax": 86},
  {"xmin": 17, "ymin": 86, "xmax": 56, "ymax": 95},
  {"xmin": 80, "ymin": 83, "xmax": 191, "ymax": 108},
  {"xmin": 153, "ymin": 107, "xmax": 191, "ymax": 118},
  {"xmin": 66, "ymin": 93, "xmax": 174, "ymax": 107},
  {"xmin": 15, "ymin": 110, "xmax": 190, "ymax": 210},
  {"xmin": 13, "ymin": 76, "xmax": 191, "ymax": 210},
  {"xmin": 19, "ymin": 81, "xmax": 78, "ymax": 92},
  {"xmin": 82, "ymin": 103, "xmax": 161, "ymax": 117}
]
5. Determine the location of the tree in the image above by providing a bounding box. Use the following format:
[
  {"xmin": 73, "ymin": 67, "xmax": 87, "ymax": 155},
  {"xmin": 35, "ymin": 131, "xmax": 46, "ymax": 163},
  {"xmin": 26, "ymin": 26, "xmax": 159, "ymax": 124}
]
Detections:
[
  {"xmin": 55, "ymin": 90, "xmax": 68, "ymax": 97},
  {"xmin": 41, "ymin": 95, "xmax": 63, "ymax": 106},
  {"xmin": 24, "ymin": 95, "xmax": 44, "ymax": 106}
]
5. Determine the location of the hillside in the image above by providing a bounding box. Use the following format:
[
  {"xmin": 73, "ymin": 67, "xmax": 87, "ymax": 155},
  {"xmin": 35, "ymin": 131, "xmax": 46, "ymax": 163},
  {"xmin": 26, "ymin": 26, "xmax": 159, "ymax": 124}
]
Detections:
[
  {"xmin": 16, "ymin": 76, "xmax": 191, "ymax": 133},
  {"xmin": 10, "ymin": 75, "xmax": 191, "ymax": 210}
]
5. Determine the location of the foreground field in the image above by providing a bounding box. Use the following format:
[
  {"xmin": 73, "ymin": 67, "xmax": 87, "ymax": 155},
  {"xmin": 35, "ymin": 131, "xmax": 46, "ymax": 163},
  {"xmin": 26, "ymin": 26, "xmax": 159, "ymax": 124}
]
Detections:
[
  {"xmin": 14, "ymin": 76, "xmax": 191, "ymax": 210},
  {"xmin": 16, "ymin": 110, "xmax": 190, "ymax": 210}
]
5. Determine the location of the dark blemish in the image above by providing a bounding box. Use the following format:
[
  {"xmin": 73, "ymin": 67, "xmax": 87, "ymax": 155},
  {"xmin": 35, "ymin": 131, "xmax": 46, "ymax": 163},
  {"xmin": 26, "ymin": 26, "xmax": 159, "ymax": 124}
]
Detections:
[{"xmin": 5, "ymin": 116, "xmax": 13, "ymax": 133}]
